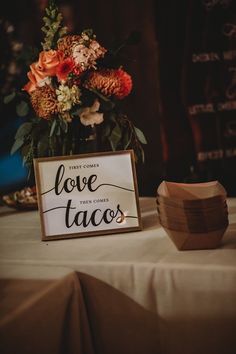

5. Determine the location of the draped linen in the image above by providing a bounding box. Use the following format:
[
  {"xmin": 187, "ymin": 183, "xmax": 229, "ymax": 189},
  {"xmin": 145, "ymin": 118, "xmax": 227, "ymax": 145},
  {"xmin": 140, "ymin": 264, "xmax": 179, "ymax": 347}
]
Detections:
[{"xmin": 0, "ymin": 198, "xmax": 236, "ymax": 354}]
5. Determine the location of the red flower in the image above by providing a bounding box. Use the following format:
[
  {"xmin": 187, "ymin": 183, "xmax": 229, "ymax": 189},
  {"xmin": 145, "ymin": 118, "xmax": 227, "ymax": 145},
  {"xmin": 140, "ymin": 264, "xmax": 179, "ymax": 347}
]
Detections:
[
  {"xmin": 56, "ymin": 57, "xmax": 75, "ymax": 82},
  {"xmin": 115, "ymin": 68, "xmax": 133, "ymax": 99},
  {"xmin": 73, "ymin": 66, "xmax": 82, "ymax": 77},
  {"xmin": 85, "ymin": 68, "xmax": 132, "ymax": 99}
]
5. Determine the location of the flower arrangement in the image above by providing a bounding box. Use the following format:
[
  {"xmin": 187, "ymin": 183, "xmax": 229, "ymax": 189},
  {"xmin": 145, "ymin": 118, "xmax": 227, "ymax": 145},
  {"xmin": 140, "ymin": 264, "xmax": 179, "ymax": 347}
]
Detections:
[{"xmin": 5, "ymin": 1, "xmax": 146, "ymax": 178}]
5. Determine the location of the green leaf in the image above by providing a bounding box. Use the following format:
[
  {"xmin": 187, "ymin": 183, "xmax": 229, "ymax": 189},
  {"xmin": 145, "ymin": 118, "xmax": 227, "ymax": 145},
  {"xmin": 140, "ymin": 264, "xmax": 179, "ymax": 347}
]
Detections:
[
  {"xmin": 108, "ymin": 124, "xmax": 122, "ymax": 151},
  {"xmin": 56, "ymin": 124, "xmax": 61, "ymax": 136},
  {"xmin": 11, "ymin": 139, "xmax": 24, "ymax": 155},
  {"xmin": 103, "ymin": 124, "xmax": 111, "ymax": 138},
  {"xmin": 22, "ymin": 155, "xmax": 27, "ymax": 166},
  {"xmin": 37, "ymin": 133, "xmax": 49, "ymax": 157},
  {"xmin": 21, "ymin": 143, "xmax": 31, "ymax": 156},
  {"xmin": 62, "ymin": 138, "xmax": 68, "ymax": 156},
  {"xmin": 123, "ymin": 130, "xmax": 132, "ymax": 149},
  {"xmin": 59, "ymin": 118, "xmax": 68, "ymax": 133},
  {"xmin": 99, "ymin": 99, "xmax": 115, "ymax": 111},
  {"xmin": 49, "ymin": 119, "xmax": 57, "ymax": 137},
  {"xmin": 134, "ymin": 126, "xmax": 147, "ymax": 144},
  {"xmin": 89, "ymin": 88, "xmax": 111, "ymax": 102},
  {"xmin": 27, "ymin": 166, "xmax": 33, "ymax": 181},
  {"xmin": 15, "ymin": 122, "xmax": 33, "ymax": 139},
  {"xmin": 3, "ymin": 92, "xmax": 16, "ymax": 104},
  {"xmin": 21, "ymin": 144, "xmax": 31, "ymax": 166},
  {"xmin": 107, "ymin": 112, "xmax": 117, "ymax": 123},
  {"xmin": 140, "ymin": 145, "xmax": 145, "ymax": 163},
  {"xmin": 16, "ymin": 101, "xmax": 29, "ymax": 117},
  {"xmin": 109, "ymin": 139, "xmax": 115, "ymax": 151}
]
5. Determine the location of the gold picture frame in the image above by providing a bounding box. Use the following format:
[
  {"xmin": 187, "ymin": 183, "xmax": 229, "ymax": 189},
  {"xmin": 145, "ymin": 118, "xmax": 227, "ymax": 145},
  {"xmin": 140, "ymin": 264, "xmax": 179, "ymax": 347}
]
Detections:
[{"xmin": 34, "ymin": 150, "xmax": 142, "ymax": 241}]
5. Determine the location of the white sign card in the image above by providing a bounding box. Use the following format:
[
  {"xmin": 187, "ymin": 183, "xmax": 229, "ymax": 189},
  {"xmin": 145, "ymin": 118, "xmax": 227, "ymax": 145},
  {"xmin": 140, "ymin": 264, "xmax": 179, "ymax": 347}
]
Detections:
[{"xmin": 34, "ymin": 150, "xmax": 142, "ymax": 240}]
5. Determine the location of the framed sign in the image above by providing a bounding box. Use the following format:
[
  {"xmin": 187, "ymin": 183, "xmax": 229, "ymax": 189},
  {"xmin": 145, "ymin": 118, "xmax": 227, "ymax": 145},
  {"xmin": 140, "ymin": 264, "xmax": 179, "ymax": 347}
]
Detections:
[{"xmin": 34, "ymin": 150, "xmax": 142, "ymax": 241}]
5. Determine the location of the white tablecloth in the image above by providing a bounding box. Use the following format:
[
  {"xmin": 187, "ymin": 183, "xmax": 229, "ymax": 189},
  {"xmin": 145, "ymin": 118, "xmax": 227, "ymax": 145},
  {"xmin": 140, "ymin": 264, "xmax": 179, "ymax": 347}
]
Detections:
[{"xmin": 1, "ymin": 198, "xmax": 236, "ymax": 354}]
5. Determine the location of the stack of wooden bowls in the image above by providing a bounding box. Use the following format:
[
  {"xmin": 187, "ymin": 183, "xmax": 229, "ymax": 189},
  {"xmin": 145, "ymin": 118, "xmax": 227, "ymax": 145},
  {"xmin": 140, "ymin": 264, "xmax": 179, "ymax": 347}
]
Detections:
[{"xmin": 156, "ymin": 181, "xmax": 228, "ymax": 250}]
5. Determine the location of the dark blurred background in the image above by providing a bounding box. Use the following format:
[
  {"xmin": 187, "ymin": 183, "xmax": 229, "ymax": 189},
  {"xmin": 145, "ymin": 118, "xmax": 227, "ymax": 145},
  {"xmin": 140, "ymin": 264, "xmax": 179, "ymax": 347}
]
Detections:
[{"xmin": 1, "ymin": 0, "xmax": 236, "ymax": 196}]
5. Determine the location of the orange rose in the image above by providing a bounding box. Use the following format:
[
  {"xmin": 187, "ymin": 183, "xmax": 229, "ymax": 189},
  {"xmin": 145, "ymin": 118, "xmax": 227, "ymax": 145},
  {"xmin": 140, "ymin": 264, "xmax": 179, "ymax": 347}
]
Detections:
[
  {"xmin": 23, "ymin": 71, "xmax": 37, "ymax": 93},
  {"xmin": 30, "ymin": 62, "xmax": 46, "ymax": 83},
  {"xmin": 23, "ymin": 64, "xmax": 46, "ymax": 93},
  {"xmin": 38, "ymin": 50, "xmax": 63, "ymax": 76},
  {"xmin": 23, "ymin": 50, "xmax": 63, "ymax": 93}
]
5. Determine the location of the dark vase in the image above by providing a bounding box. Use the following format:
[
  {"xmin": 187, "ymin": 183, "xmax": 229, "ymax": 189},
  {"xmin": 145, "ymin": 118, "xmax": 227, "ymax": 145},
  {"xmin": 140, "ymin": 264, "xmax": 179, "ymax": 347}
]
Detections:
[{"xmin": 72, "ymin": 119, "xmax": 97, "ymax": 155}]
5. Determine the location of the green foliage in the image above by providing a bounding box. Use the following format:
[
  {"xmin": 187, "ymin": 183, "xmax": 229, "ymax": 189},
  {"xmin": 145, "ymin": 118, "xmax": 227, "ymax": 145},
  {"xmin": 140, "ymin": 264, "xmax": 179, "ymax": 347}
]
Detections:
[
  {"xmin": 108, "ymin": 123, "xmax": 122, "ymax": 151},
  {"xmin": 59, "ymin": 116, "xmax": 68, "ymax": 133},
  {"xmin": 134, "ymin": 126, "xmax": 147, "ymax": 145},
  {"xmin": 22, "ymin": 143, "xmax": 34, "ymax": 168},
  {"xmin": 3, "ymin": 92, "xmax": 16, "ymax": 104},
  {"xmin": 37, "ymin": 131, "xmax": 49, "ymax": 157},
  {"xmin": 4, "ymin": 92, "xmax": 30, "ymax": 118},
  {"xmin": 16, "ymin": 101, "xmax": 29, "ymax": 117},
  {"xmin": 41, "ymin": 1, "xmax": 67, "ymax": 50},
  {"xmin": 49, "ymin": 119, "xmax": 57, "ymax": 137},
  {"xmin": 88, "ymin": 88, "xmax": 115, "ymax": 111},
  {"xmin": 11, "ymin": 122, "xmax": 33, "ymax": 156},
  {"xmin": 11, "ymin": 138, "xmax": 25, "ymax": 155},
  {"xmin": 10, "ymin": 111, "xmax": 147, "ymax": 174},
  {"xmin": 15, "ymin": 122, "xmax": 33, "ymax": 139},
  {"xmin": 102, "ymin": 112, "xmax": 147, "ymax": 163},
  {"xmin": 123, "ymin": 129, "xmax": 132, "ymax": 150}
]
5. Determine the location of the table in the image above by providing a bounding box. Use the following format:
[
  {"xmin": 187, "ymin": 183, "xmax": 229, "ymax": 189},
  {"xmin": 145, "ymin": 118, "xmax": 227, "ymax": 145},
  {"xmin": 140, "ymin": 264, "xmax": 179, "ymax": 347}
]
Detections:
[{"xmin": 1, "ymin": 198, "xmax": 236, "ymax": 354}]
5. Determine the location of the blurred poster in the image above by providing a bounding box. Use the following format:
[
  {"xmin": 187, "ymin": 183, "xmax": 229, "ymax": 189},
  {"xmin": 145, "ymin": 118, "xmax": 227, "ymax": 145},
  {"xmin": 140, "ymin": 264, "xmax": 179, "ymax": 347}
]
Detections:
[{"xmin": 185, "ymin": 0, "xmax": 236, "ymax": 193}]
